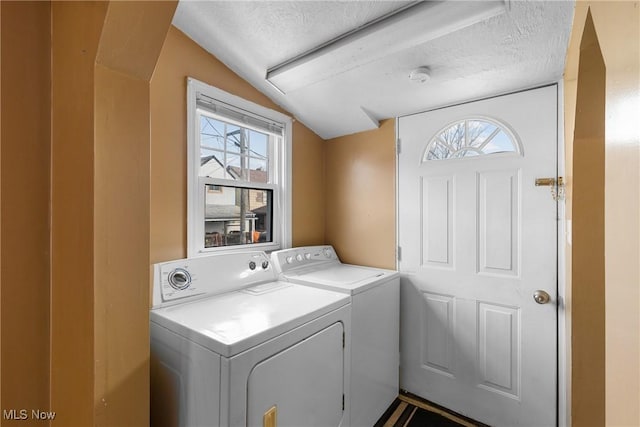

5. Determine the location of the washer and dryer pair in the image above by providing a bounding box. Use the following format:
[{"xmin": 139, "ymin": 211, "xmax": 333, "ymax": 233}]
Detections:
[{"xmin": 150, "ymin": 246, "xmax": 398, "ymax": 427}]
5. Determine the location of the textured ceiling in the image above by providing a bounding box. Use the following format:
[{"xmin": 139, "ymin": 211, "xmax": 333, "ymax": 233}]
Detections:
[{"xmin": 173, "ymin": 1, "xmax": 574, "ymax": 139}]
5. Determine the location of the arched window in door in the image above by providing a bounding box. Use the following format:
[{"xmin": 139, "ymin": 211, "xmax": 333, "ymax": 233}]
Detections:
[{"xmin": 422, "ymin": 118, "xmax": 522, "ymax": 161}]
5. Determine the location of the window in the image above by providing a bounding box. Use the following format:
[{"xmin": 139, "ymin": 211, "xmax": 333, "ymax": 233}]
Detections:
[
  {"xmin": 187, "ymin": 78, "xmax": 292, "ymax": 256},
  {"xmin": 423, "ymin": 118, "xmax": 521, "ymax": 161}
]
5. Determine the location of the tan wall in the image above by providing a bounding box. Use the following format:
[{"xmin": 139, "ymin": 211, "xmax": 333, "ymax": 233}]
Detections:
[
  {"xmin": 564, "ymin": 2, "xmax": 640, "ymax": 426},
  {"xmin": 50, "ymin": 2, "xmax": 175, "ymax": 426},
  {"xmin": 93, "ymin": 3, "xmax": 176, "ymax": 426},
  {"xmin": 292, "ymin": 123, "xmax": 326, "ymax": 247},
  {"xmin": 150, "ymin": 26, "xmax": 325, "ymax": 264},
  {"xmin": 325, "ymin": 120, "xmax": 396, "ymax": 270},
  {"xmin": 569, "ymin": 10, "xmax": 607, "ymax": 426},
  {"xmin": 93, "ymin": 65, "xmax": 151, "ymax": 427},
  {"xmin": 0, "ymin": 2, "xmax": 51, "ymax": 424},
  {"xmin": 51, "ymin": 3, "xmax": 106, "ymax": 425}
]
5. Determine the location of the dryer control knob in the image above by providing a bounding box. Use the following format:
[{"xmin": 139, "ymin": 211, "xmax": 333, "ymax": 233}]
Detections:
[
  {"xmin": 323, "ymin": 248, "xmax": 332, "ymax": 258},
  {"xmin": 286, "ymin": 256, "xmax": 294, "ymax": 264},
  {"xmin": 304, "ymin": 253, "xmax": 312, "ymax": 260},
  {"xmin": 168, "ymin": 268, "xmax": 191, "ymax": 290},
  {"xmin": 296, "ymin": 254, "xmax": 304, "ymax": 262}
]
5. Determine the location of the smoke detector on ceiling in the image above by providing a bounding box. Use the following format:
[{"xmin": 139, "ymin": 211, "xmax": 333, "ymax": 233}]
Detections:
[{"xmin": 409, "ymin": 67, "xmax": 431, "ymax": 83}]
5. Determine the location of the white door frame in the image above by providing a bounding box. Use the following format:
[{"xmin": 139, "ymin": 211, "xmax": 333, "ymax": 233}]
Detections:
[
  {"xmin": 556, "ymin": 80, "xmax": 569, "ymax": 427},
  {"xmin": 394, "ymin": 82, "xmax": 570, "ymax": 426}
]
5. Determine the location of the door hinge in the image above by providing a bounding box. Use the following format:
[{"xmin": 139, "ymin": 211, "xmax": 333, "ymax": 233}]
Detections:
[
  {"xmin": 397, "ymin": 246, "xmax": 402, "ymax": 261},
  {"xmin": 396, "ymin": 138, "xmax": 401, "ymax": 155},
  {"xmin": 342, "ymin": 394, "xmax": 345, "ymax": 411}
]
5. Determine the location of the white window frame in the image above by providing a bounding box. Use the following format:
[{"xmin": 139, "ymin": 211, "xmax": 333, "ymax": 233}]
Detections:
[{"xmin": 187, "ymin": 77, "xmax": 292, "ymax": 257}]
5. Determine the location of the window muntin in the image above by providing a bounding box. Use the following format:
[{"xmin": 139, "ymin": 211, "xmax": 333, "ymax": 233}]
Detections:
[
  {"xmin": 423, "ymin": 118, "xmax": 521, "ymax": 161},
  {"xmin": 187, "ymin": 78, "xmax": 292, "ymax": 257}
]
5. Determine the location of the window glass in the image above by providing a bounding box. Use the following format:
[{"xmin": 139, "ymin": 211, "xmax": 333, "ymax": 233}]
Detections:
[
  {"xmin": 198, "ymin": 115, "xmax": 273, "ymax": 183},
  {"xmin": 225, "ymin": 124, "xmax": 242, "ymax": 153},
  {"xmin": 197, "ymin": 115, "xmax": 275, "ymax": 248},
  {"xmin": 424, "ymin": 118, "xmax": 520, "ymax": 161},
  {"xmin": 200, "ymin": 116, "xmax": 225, "ymax": 151},
  {"xmin": 483, "ymin": 131, "xmax": 515, "ymax": 154},
  {"xmin": 204, "ymin": 185, "xmax": 272, "ymax": 248},
  {"xmin": 466, "ymin": 120, "xmax": 498, "ymax": 148},
  {"xmin": 250, "ymin": 131, "xmax": 268, "ymax": 158},
  {"xmin": 249, "ymin": 158, "xmax": 268, "ymax": 183}
]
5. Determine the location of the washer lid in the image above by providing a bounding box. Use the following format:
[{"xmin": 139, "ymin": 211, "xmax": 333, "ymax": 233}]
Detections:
[
  {"xmin": 150, "ymin": 281, "xmax": 349, "ymax": 357},
  {"xmin": 291, "ymin": 264, "xmax": 399, "ymax": 295}
]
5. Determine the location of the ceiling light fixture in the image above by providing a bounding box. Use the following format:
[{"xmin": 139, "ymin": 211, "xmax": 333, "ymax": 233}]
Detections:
[{"xmin": 266, "ymin": 0, "xmax": 508, "ymax": 94}]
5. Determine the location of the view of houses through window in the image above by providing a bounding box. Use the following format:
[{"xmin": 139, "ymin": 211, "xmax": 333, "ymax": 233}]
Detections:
[
  {"xmin": 199, "ymin": 113, "xmax": 274, "ymax": 248},
  {"xmin": 204, "ymin": 184, "xmax": 272, "ymax": 247}
]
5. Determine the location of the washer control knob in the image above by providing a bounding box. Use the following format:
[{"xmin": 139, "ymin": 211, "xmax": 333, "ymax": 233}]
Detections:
[
  {"xmin": 323, "ymin": 248, "xmax": 332, "ymax": 258},
  {"xmin": 305, "ymin": 253, "xmax": 312, "ymax": 260},
  {"xmin": 286, "ymin": 256, "xmax": 294, "ymax": 264},
  {"xmin": 168, "ymin": 268, "xmax": 191, "ymax": 290},
  {"xmin": 262, "ymin": 261, "xmax": 269, "ymax": 269},
  {"xmin": 296, "ymin": 254, "xmax": 304, "ymax": 262},
  {"xmin": 249, "ymin": 261, "xmax": 257, "ymax": 270}
]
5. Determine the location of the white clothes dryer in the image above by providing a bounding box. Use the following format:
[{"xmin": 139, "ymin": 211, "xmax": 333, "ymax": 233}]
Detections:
[
  {"xmin": 150, "ymin": 251, "xmax": 352, "ymax": 427},
  {"xmin": 270, "ymin": 245, "xmax": 400, "ymax": 427}
]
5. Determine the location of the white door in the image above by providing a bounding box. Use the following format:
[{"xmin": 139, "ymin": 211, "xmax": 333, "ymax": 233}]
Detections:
[{"xmin": 398, "ymin": 85, "xmax": 558, "ymax": 427}]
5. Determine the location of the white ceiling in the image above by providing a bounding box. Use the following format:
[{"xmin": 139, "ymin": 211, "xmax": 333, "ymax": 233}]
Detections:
[{"xmin": 173, "ymin": 1, "xmax": 574, "ymax": 139}]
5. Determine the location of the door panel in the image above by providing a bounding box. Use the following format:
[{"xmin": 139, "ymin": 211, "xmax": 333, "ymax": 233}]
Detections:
[
  {"xmin": 398, "ymin": 85, "xmax": 558, "ymax": 427},
  {"xmin": 421, "ymin": 292, "xmax": 455, "ymax": 375},
  {"xmin": 246, "ymin": 322, "xmax": 344, "ymax": 427},
  {"xmin": 422, "ymin": 176, "xmax": 454, "ymax": 267},
  {"xmin": 478, "ymin": 169, "xmax": 519, "ymax": 275},
  {"xmin": 477, "ymin": 302, "xmax": 519, "ymax": 397}
]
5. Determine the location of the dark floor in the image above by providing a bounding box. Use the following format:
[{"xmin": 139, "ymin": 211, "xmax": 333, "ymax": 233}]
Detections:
[{"xmin": 374, "ymin": 391, "xmax": 488, "ymax": 427}]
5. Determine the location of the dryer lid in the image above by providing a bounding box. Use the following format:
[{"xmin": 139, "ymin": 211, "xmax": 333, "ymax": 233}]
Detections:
[{"xmin": 150, "ymin": 282, "xmax": 349, "ymax": 357}]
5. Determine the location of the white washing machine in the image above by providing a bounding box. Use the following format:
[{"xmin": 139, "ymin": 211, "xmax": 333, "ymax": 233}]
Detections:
[
  {"xmin": 270, "ymin": 245, "xmax": 400, "ymax": 427},
  {"xmin": 150, "ymin": 251, "xmax": 352, "ymax": 427}
]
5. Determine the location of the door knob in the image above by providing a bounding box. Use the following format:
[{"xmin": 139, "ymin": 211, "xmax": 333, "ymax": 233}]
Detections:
[{"xmin": 533, "ymin": 290, "xmax": 551, "ymax": 304}]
